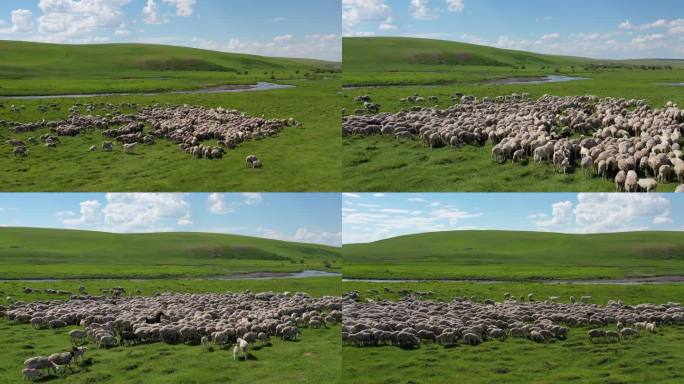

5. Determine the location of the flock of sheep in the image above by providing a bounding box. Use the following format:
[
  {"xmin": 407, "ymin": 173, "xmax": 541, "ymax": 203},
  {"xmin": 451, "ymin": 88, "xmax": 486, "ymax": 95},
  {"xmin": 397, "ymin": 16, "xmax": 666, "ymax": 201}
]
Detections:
[
  {"xmin": 4, "ymin": 291, "xmax": 343, "ymax": 381},
  {"xmin": 343, "ymin": 94, "xmax": 684, "ymax": 192},
  {"xmin": 342, "ymin": 292, "xmax": 683, "ymax": 349},
  {"xmin": 3, "ymin": 101, "xmax": 300, "ymax": 166}
]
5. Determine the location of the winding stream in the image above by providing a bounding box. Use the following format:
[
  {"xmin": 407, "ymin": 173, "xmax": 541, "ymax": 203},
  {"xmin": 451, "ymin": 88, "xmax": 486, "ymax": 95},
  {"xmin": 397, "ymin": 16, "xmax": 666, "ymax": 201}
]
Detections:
[
  {"xmin": 0, "ymin": 270, "xmax": 340, "ymax": 282},
  {"xmin": 0, "ymin": 82, "xmax": 295, "ymax": 100}
]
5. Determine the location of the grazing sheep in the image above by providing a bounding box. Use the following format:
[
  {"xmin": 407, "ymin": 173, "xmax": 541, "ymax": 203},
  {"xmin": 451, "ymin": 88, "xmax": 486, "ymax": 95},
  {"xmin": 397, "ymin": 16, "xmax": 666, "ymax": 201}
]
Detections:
[
  {"xmin": 605, "ymin": 330, "xmax": 621, "ymax": 342},
  {"xmin": 24, "ymin": 357, "xmax": 57, "ymax": 376},
  {"xmin": 88, "ymin": 145, "xmax": 97, "ymax": 152},
  {"xmin": 48, "ymin": 351, "xmax": 74, "ymax": 373},
  {"xmin": 637, "ymin": 178, "xmax": 657, "ymax": 192},
  {"xmin": 102, "ymin": 141, "xmax": 113, "ymax": 152},
  {"xmin": 463, "ymin": 332, "xmax": 482, "ymax": 346},
  {"xmin": 620, "ymin": 328, "xmax": 638, "ymax": 339},
  {"xmin": 233, "ymin": 338, "xmax": 250, "ymax": 360},
  {"xmin": 69, "ymin": 330, "xmax": 86, "ymax": 345},
  {"xmin": 123, "ymin": 142, "xmax": 137, "ymax": 153},
  {"xmin": 588, "ymin": 329, "xmax": 606, "ymax": 342}
]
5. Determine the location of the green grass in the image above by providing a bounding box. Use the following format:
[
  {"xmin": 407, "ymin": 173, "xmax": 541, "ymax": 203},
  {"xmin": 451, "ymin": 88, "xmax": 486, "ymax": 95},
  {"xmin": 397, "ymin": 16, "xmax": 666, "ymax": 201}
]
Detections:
[
  {"xmin": 342, "ymin": 230, "xmax": 684, "ymax": 280},
  {"xmin": 0, "ymin": 227, "xmax": 341, "ymax": 279},
  {"xmin": 0, "ymin": 42, "xmax": 341, "ymax": 191},
  {"xmin": 342, "ymin": 36, "xmax": 684, "ymax": 191},
  {"xmin": 342, "ymin": 280, "xmax": 684, "ymax": 384},
  {"xmin": 0, "ymin": 277, "xmax": 341, "ymax": 384}
]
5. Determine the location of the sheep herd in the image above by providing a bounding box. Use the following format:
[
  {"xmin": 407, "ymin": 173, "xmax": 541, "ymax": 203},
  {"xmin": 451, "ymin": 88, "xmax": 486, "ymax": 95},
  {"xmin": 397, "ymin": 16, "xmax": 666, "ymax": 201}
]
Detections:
[
  {"xmin": 343, "ymin": 94, "xmax": 684, "ymax": 192},
  {"xmin": 4, "ymin": 291, "xmax": 343, "ymax": 381},
  {"xmin": 342, "ymin": 293, "xmax": 683, "ymax": 349},
  {"xmin": 3, "ymin": 101, "xmax": 300, "ymax": 163}
]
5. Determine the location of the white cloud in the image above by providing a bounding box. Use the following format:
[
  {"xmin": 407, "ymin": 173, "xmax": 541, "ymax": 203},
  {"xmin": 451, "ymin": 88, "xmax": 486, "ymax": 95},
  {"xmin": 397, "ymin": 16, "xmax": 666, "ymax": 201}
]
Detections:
[
  {"xmin": 207, "ymin": 193, "xmax": 233, "ymax": 214},
  {"xmin": 273, "ymin": 34, "xmax": 293, "ymax": 42},
  {"xmin": 446, "ymin": 0, "xmax": 464, "ymax": 13},
  {"xmin": 410, "ymin": 0, "xmax": 437, "ymax": 20},
  {"xmin": 379, "ymin": 22, "xmax": 397, "ymax": 31},
  {"xmin": 343, "ymin": 193, "xmax": 361, "ymax": 198},
  {"xmin": 653, "ymin": 215, "xmax": 672, "ymax": 225},
  {"xmin": 272, "ymin": 17, "xmax": 286, "ymax": 22},
  {"xmin": 0, "ymin": 19, "xmax": 5, "ymax": 27},
  {"xmin": 535, "ymin": 200, "xmax": 573, "ymax": 227},
  {"xmin": 408, "ymin": 197, "xmax": 425, "ymax": 202},
  {"xmin": 256, "ymin": 227, "xmax": 341, "ymax": 247},
  {"xmin": 242, "ymin": 193, "xmax": 262, "ymax": 206},
  {"xmin": 343, "ymin": 203, "xmax": 481, "ymax": 243},
  {"xmin": 61, "ymin": 200, "xmax": 102, "ymax": 226},
  {"xmin": 102, "ymin": 193, "xmax": 191, "ymax": 231},
  {"xmin": 541, "ymin": 33, "xmax": 560, "ymax": 40},
  {"xmin": 293, "ymin": 228, "xmax": 342, "ymax": 247},
  {"xmin": 10, "ymin": 9, "xmax": 33, "ymax": 32},
  {"xmin": 161, "ymin": 0, "xmax": 195, "ymax": 17},
  {"xmin": 142, "ymin": 0, "xmax": 167, "ymax": 24},
  {"xmin": 191, "ymin": 33, "xmax": 341, "ymax": 61},
  {"xmin": 373, "ymin": 193, "xmax": 385, "ymax": 197},
  {"xmin": 343, "ymin": 0, "xmax": 393, "ymax": 35},
  {"xmin": 34, "ymin": 0, "xmax": 130, "ymax": 41},
  {"xmin": 56, "ymin": 193, "xmax": 192, "ymax": 232}
]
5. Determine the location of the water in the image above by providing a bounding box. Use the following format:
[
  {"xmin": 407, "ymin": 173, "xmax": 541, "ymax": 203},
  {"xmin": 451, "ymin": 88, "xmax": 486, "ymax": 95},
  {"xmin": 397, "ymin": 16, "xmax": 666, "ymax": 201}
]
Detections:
[
  {"xmin": 488, "ymin": 75, "xmax": 590, "ymax": 85},
  {"xmin": 0, "ymin": 82, "xmax": 295, "ymax": 100},
  {"xmin": 343, "ymin": 275, "xmax": 684, "ymax": 285},
  {"xmin": 0, "ymin": 270, "xmax": 340, "ymax": 282}
]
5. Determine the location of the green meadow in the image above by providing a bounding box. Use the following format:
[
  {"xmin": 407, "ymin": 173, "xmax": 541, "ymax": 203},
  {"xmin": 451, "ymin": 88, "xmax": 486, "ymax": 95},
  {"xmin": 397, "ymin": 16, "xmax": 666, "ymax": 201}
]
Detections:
[
  {"xmin": 0, "ymin": 277, "xmax": 341, "ymax": 384},
  {"xmin": 0, "ymin": 41, "xmax": 341, "ymax": 191},
  {"xmin": 341, "ymin": 280, "xmax": 684, "ymax": 384},
  {"xmin": 342, "ymin": 37, "xmax": 684, "ymax": 192}
]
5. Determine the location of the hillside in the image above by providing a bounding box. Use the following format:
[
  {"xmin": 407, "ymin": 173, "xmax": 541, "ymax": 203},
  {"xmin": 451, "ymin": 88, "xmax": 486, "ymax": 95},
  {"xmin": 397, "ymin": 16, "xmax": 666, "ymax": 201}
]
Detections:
[
  {"xmin": 343, "ymin": 36, "xmax": 590, "ymax": 72},
  {"xmin": 0, "ymin": 227, "xmax": 340, "ymax": 279},
  {"xmin": 0, "ymin": 40, "xmax": 339, "ymax": 95},
  {"xmin": 0, "ymin": 40, "xmax": 336, "ymax": 75},
  {"xmin": 342, "ymin": 230, "xmax": 684, "ymax": 280}
]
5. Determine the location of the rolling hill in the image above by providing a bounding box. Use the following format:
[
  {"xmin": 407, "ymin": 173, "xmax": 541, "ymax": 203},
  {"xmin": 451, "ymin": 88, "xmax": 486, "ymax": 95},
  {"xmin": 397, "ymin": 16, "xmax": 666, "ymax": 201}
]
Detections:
[
  {"xmin": 0, "ymin": 227, "xmax": 340, "ymax": 279},
  {"xmin": 0, "ymin": 40, "xmax": 339, "ymax": 95},
  {"xmin": 343, "ymin": 36, "xmax": 590, "ymax": 71},
  {"xmin": 0, "ymin": 40, "xmax": 337, "ymax": 76},
  {"xmin": 342, "ymin": 230, "xmax": 684, "ymax": 280}
]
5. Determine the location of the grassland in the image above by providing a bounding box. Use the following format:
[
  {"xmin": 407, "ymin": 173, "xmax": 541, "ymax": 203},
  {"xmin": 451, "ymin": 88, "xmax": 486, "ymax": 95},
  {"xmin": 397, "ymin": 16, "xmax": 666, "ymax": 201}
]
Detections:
[
  {"xmin": 0, "ymin": 41, "xmax": 341, "ymax": 191},
  {"xmin": 0, "ymin": 277, "xmax": 341, "ymax": 384},
  {"xmin": 342, "ymin": 230, "xmax": 684, "ymax": 280},
  {"xmin": 0, "ymin": 227, "xmax": 341, "ymax": 279},
  {"xmin": 342, "ymin": 37, "xmax": 684, "ymax": 192},
  {"xmin": 342, "ymin": 280, "xmax": 684, "ymax": 384}
]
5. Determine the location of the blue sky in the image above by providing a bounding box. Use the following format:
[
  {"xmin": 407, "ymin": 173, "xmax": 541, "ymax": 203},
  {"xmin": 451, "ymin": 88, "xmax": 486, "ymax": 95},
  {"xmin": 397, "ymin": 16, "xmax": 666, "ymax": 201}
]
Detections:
[
  {"xmin": 0, "ymin": 193, "xmax": 341, "ymax": 246},
  {"xmin": 343, "ymin": 193, "xmax": 684, "ymax": 244},
  {"xmin": 0, "ymin": 0, "xmax": 341, "ymax": 60},
  {"xmin": 343, "ymin": 0, "xmax": 684, "ymax": 59}
]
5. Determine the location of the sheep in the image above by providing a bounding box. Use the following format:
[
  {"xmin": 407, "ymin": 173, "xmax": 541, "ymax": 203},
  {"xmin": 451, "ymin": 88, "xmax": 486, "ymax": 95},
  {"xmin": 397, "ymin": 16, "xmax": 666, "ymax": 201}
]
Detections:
[
  {"xmin": 24, "ymin": 356, "xmax": 57, "ymax": 376},
  {"xmin": 463, "ymin": 332, "xmax": 482, "ymax": 346},
  {"xmin": 675, "ymin": 184, "xmax": 684, "ymax": 192},
  {"xmin": 606, "ymin": 330, "xmax": 621, "ymax": 342},
  {"xmin": 615, "ymin": 170, "xmax": 626, "ymax": 192},
  {"xmin": 529, "ymin": 331, "xmax": 545, "ymax": 343},
  {"xmin": 102, "ymin": 141, "xmax": 113, "ymax": 152},
  {"xmin": 233, "ymin": 338, "xmax": 250, "ymax": 360},
  {"xmin": 13, "ymin": 146, "xmax": 28, "ymax": 157},
  {"xmin": 71, "ymin": 346, "xmax": 87, "ymax": 363},
  {"xmin": 48, "ymin": 351, "xmax": 74, "ymax": 373},
  {"xmin": 69, "ymin": 329, "xmax": 86, "ymax": 345},
  {"xmin": 581, "ymin": 156, "xmax": 593, "ymax": 177},
  {"xmin": 588, "ymin": 329, "xmax": 605, "ymax": 342},
  {"xmin": 637, "ymin": 178, "xmax": 657, "ymax": 192},
  {"xmin": 123, "ymin": 142, "xmax": 138, "ymax": 153},
  {"xmin": 88, "ymin": 144, "xmax": 97, "ymax": 152},
  {"xmin": 620, "ymin": 328, "xmax": 638, "ymax": 339}
]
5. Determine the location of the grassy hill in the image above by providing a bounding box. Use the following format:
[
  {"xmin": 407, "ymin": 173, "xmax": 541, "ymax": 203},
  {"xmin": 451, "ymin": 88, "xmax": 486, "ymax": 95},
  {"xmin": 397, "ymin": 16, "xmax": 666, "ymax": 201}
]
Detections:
[
  {"xmin": 0, "ymin": 227, "xmax": 340, "ymax": 278},
  {"xmin": 342, "ymin": 230, "xmax": 684, "ymax": 280},
  {"xmin": 0, "ymin": 40, "xmax": 339, "ymax": 95},
  {"xmin": 344, "ymin": 36, "xmax": 589, "ymax": 71}
]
